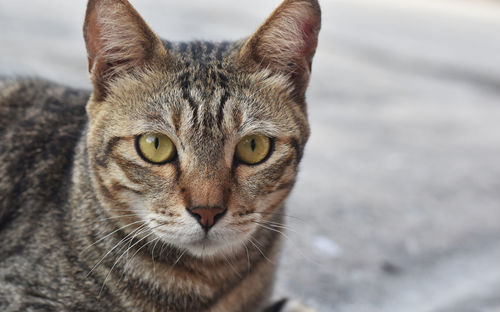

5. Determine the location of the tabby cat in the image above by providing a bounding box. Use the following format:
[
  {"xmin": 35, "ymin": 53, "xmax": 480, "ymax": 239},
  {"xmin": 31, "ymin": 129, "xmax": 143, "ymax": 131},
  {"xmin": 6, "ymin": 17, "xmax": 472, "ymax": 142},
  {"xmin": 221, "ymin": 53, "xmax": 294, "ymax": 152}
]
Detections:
[{"xmin": 0, "ymin": 0, "xmax": 320, "ymax": 311}]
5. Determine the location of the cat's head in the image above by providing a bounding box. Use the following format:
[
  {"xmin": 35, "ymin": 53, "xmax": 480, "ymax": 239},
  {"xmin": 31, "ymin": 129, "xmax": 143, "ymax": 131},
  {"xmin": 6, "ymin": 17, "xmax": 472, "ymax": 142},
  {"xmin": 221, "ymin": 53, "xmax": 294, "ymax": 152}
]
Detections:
[{"xmin": 83, "ymin": 0, "xmax": 320, "ymax": 258}]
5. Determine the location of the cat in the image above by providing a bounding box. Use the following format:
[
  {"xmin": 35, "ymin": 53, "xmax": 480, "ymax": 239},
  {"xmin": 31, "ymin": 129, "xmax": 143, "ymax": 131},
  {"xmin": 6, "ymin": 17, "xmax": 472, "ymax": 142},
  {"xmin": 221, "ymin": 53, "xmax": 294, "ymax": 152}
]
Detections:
[{"xmin": 0, "ymin": 0, "xmax": 320, "ymax": 311}]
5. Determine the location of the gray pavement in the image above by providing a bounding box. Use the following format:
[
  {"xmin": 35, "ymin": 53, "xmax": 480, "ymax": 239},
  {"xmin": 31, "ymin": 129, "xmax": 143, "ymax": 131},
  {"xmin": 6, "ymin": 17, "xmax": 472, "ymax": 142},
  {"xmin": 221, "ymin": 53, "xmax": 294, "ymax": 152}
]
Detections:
[{"xmin": 2, "ymin": 0, "xmax": 500, "ymax": 311}]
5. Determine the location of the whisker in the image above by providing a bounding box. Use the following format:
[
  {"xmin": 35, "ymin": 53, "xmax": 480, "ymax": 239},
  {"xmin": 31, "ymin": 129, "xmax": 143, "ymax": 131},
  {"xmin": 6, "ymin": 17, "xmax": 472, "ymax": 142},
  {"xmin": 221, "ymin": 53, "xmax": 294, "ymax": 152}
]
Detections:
[
  {"xmin": 123, "ymin": 226, "xmax": 151, "ymax": 259},
  {"xmin": 166, "ymin": 249, "xmax": 188, "ymax": 275},
  {"xmin": 253, "ymin": 223, "xmax": 320, "ymax": 267},
  {"xmin": 248, "ymin": 238, "xmax": 273, "ymax": 264},
  {"xmin": 87, "ymin": 223, "xmax": 148, "ymax": 277},
  {"xmin": 122, "ymin": 222, "xmax": 165, "ymax": 274},
  {"xmin": 80, "ymin": 220, "xmax": 145, "ymax": 256},
  {"xmin": 224, "ymin": 254, "xmax": 242, "ymax": 278},
  {"xmin": 250, "ymin": 211, "xmax": 304, "ymax": 222},
  {"xmin": 253, "ymin": 220, "xmax": 298, "ymax": 235},
  {"xmin": 159, "ymin": 238, "xmax": 171, "ymax": 256},
  {"xmin": 253, "ymin": 222, "xmax": 289, "ymax": 239},
  {"xmin": 80, "ymin": 214, "xmax": 140, "ymax": 228},
  {"xmin": 90, "ymin": 214, "xmax": 139, "ymax": 223},
  {"xmin": 119, "ymin": 236, "xmax": 161, "ymax": 283},
  {"xmin": 151, "ymin": 236, "xmax": 162, "ymax": 277},
  {"xmin": 250, "ymin": 235, "xmax": 267, "ymax": 250},
  {"xmin": 98, "ymin": 230, "xmax": 155, "ymax": 296},
  {"xmin": 243, "ymin": 241, "xmax": 251, "ymax": 273},
  {"xmin": 220, "ymin": 236, "xmax": 242, "ymax": 278},
  {"xmin": 259, "ymin": 220, "xmax": 290, "ymax": 226}
]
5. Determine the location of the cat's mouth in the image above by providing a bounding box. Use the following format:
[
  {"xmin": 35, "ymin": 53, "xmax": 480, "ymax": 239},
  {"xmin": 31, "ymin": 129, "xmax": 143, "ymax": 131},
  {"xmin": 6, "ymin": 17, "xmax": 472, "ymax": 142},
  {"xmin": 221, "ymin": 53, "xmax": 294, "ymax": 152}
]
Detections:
[{"xmin": 144, "ymin": 209, "xmax": 254, "ymax": 258}]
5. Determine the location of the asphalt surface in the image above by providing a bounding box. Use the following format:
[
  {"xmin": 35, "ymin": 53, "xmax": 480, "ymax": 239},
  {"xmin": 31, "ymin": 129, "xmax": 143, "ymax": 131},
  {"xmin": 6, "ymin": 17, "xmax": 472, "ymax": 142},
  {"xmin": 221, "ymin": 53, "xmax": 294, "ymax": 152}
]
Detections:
[{"xmin": 1, "ymin": 0, "xmax": 500, "ymax": 311}]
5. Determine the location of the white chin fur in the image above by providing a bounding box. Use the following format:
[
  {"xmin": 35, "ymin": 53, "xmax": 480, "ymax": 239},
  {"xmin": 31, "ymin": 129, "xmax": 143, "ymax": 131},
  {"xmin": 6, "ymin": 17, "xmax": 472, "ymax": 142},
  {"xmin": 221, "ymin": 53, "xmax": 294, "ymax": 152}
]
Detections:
[{"xmin": 182, "ymin": 234, "xmax": 250, "ymax": 258}]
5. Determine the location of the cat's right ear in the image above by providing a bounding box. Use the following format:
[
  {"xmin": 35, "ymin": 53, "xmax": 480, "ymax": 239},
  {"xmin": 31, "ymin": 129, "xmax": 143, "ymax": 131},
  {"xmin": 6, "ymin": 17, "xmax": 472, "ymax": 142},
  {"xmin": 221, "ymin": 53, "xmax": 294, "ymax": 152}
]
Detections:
[
  {"xmin": 84, "ymin": 0, "xmax": 169, "ymax": 99},
  {"xmin": 239, "ymin": 0, "xmax": 321, "ymax": 101}
]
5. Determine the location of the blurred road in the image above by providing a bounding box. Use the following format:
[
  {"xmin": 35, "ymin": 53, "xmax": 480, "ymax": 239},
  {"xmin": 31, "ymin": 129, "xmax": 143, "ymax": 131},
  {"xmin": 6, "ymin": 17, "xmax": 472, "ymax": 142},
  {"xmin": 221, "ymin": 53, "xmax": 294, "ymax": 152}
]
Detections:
[{"xmin": 2, "ymin": 0, "xmax": 500, "ymax": 311}]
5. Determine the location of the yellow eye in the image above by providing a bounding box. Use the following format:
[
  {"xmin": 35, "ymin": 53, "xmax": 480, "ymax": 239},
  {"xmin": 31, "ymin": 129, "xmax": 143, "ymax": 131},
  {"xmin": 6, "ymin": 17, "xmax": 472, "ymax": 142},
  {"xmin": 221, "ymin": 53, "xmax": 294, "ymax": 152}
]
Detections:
[
  {"xmin": 137, "ymin": 133, "xmax": 176, "ymax": 164},
  {"xmin": 235, "ymin": 135, "xmax": 271, "ymax": 165}
]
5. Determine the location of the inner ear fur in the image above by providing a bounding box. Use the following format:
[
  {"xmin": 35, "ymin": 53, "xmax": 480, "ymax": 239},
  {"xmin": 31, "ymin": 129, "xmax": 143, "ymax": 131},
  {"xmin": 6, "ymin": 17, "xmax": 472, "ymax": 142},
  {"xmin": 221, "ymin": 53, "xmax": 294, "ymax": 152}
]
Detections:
[{"xmin": 83, "ymin": 0, "xmax": 169, "ymax": 99}]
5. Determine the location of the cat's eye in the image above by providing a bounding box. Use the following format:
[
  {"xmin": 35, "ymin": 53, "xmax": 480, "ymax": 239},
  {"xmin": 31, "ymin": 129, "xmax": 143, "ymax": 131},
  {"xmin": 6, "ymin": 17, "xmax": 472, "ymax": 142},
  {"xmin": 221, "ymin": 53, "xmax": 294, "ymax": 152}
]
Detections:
[
  {"xmin": 235, "ymin": 135, "xmax": 271, "ymax": 165},
  {"xmin": 136, "ymin": 133, "xmax": 176, "ymax": 164}
]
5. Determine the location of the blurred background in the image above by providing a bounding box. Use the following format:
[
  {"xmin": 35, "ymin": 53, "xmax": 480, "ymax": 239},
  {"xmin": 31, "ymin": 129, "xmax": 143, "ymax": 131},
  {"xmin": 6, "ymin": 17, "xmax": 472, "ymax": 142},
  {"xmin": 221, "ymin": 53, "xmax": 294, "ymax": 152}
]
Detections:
[{"xmin": 2, "ymin": 0, "xmax": 500, "ymax": 311}]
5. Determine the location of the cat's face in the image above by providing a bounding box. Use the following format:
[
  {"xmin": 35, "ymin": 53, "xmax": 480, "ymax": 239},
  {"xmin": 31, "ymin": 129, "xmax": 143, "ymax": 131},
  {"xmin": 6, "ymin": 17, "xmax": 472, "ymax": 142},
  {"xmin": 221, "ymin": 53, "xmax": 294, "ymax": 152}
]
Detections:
[{"xmin": 83, "ymin": 0, "xmax": 320, "ymax": 258}]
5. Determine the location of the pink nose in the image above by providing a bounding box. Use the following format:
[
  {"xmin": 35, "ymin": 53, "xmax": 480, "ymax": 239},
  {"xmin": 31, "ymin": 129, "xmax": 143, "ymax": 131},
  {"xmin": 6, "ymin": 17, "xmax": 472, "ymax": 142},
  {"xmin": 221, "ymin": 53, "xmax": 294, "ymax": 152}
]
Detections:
[{"xmin": 188, "ymin": 206, "xmax": 226, "ymax": 230}]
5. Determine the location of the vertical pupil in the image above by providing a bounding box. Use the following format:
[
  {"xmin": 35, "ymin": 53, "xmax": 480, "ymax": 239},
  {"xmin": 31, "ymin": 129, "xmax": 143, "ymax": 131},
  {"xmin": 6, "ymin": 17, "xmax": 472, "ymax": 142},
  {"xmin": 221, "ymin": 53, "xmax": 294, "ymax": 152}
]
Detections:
[
  {"xmin": 154, "ymin": 137, "xmax": 159, "ymax": 149},
  {"xmin": 250, "ymin": 139, "xmax": 256, "ymax": 151}
]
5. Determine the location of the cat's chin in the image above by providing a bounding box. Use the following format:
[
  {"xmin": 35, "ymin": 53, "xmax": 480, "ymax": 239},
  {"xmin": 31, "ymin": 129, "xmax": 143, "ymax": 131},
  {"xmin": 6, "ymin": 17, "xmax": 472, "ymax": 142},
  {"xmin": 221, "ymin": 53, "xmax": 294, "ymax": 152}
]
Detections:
[{"xmin": 181, "ymin": 236, "xmax": 249, "ymax": 259}]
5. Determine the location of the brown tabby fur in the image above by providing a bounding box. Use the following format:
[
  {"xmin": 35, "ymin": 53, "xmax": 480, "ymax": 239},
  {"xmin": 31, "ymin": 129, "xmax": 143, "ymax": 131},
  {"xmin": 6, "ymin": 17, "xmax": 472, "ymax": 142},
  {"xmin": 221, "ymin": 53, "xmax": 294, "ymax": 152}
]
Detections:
[{"xmin": 0, "ymin": 0, "xmax": 320, "ymax": 311}]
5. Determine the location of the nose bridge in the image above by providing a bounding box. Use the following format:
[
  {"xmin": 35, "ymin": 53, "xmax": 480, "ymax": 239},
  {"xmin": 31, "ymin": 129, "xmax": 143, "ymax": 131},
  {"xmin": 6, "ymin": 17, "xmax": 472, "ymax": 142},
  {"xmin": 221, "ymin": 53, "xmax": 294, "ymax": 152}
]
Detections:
[
  {"xmin": 184, "ymin": 164, "xmax": 228, "ymax": 208},
  {"xmin": 192, "ymin": 177, "xmax": 224, "ymax": 207}
]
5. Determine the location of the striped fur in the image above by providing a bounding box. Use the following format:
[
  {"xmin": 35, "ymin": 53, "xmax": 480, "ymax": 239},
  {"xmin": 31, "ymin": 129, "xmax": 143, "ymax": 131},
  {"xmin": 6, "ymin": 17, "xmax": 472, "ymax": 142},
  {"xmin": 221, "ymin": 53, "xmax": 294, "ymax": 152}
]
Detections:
[{"xmin": 0, "ymin": 0, "xmax": 320, "ymax": 311}]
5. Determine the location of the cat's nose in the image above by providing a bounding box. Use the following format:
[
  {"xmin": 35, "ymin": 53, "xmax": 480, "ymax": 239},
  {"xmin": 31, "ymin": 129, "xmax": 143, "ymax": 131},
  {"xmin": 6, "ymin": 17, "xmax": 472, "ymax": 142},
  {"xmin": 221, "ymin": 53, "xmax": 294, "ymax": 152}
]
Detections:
[{"xmin": 188, "ymin": 206, "xmax": 226, "ymax": 231}]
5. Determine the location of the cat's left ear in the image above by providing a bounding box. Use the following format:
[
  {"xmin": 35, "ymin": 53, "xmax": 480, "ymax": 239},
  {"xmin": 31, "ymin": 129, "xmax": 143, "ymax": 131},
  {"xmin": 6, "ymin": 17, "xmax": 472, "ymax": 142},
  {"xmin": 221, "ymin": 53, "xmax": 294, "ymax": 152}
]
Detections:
[
  {"xmin": 240, "ymin": 0, "xmax": 321, "ymax": 99},
  {"xmin": 84, "ymin": 0, "xmax": 169, "ymax": 99}
]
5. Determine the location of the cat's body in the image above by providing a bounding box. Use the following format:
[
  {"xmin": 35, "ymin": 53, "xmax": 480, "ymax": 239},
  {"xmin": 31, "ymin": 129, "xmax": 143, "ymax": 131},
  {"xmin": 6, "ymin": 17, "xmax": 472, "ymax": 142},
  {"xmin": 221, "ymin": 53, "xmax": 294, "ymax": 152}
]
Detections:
[
  {"xmin": 0, "ymin": 1, "xmax": 320, "ymax": 311},
  {"xmin": 0, "ymin": 78, "xmax": 94, "ymax": 310}
]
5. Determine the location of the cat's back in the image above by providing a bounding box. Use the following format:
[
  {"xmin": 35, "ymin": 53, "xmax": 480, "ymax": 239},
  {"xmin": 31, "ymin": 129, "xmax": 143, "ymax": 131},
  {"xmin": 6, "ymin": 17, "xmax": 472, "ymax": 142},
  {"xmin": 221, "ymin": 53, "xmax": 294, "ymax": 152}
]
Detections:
[{"xmin": 0, "ymin": 77, "xmax": 89, "ymax": 224}]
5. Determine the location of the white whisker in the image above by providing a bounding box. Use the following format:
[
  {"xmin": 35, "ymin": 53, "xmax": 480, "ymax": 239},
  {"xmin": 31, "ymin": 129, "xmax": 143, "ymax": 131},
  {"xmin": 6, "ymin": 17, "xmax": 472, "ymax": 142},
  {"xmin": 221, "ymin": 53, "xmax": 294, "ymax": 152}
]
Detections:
[
  {"xmin": 220, "ymin": 236, "xmax": 242, "ymax": 278},
  {"xmin": 166, "ymin": 248, "xmax": 188, "ymax": 275},
  {"xmin": 252, "ymin": 222, "xmax": 320, "ymax": 266},
  {"xmin": 250, "ymin": 211, "xmax": 305, "ymax": 222},
  {"xmin": 254, "ymin": 220, "xmax": 298, "ymax": 235},
  {"xmin": 98, "ymin": 230, "xmax": 155, "ymax": 296},
  {"xmin": 248, "ymin": 238, "xmax": 273, "ymax": 264},
  {"xmin": 243, "ymin": 241, "xmax": 251, "ymax": 273},
  {"xmin": 87, "ymin": 223, "xmax": 147, "ymax": 277},
  {"xmin": 151, "ymin": 235, "xmax": 162, "ymax": 277},
  {"xmin": 80, "ymin": 220, "xmax": 145, "ymax": 256}
]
